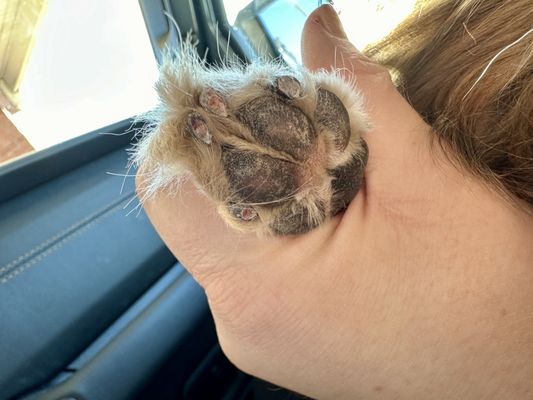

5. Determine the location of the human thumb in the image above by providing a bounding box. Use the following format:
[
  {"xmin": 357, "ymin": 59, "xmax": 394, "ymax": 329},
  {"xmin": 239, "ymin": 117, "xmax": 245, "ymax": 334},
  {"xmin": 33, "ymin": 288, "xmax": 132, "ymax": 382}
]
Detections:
[
  {"xmin": 301, "ymin": 4, "xmax": 391, "ymax": 91},
  {"xmin": 301, "ymin": 5, "xmax": 435, "ymax": 196}
]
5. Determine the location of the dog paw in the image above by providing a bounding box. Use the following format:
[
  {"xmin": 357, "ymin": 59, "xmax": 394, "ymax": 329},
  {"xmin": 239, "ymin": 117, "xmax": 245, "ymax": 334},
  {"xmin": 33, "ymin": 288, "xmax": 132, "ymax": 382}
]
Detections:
[{"xmin": 134, "ymin": 43, "xmax": 369, "ymax": 236}]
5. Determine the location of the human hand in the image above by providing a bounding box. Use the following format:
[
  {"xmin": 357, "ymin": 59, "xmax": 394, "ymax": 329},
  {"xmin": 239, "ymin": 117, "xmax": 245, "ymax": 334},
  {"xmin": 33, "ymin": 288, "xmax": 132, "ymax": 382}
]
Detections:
[{"xmin": 137, "ymin": 5, "xmax": 533, "ymax": 399}]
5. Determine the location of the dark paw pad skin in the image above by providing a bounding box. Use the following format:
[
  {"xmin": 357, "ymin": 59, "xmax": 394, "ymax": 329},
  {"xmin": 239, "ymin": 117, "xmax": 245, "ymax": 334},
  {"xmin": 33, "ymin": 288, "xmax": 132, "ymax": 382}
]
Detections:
[
  {"xmin": 315, "ymin": 88, "xmax": 351, "ymax": 151},
  {"xmin": 222, "ymin": 147, "xmax": 300, "ymax": 203},
  {"xmin": 236, "ymin": 95, "xmax": 316, "ymax": 162},
  {"xmin": 270, "ymin": 200, "xmax": 326, "ymax": 235},
  {"xmin": 135, "ymin": 42, "xmax": 369, "ymax": 236},
  {"xmin": 329, "ymin": 140, "xmax": 369, "ymax": 216}
]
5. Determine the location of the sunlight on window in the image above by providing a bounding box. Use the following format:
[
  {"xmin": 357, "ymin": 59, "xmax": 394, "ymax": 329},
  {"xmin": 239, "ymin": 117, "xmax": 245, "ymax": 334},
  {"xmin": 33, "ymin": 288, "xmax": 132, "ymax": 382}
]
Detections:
[
  {"xmin": 336, "ymin": 0, "xmax": 417, "ymax": 50},
  {"xmin": 8, "ymin": 0, "xmax": 159, "ymax": 151},
  {"xmin": 225, "ymin": 0, "xmax": 252, "ymax": 25},
  {"xmin": 224, "ymin": 0, "xmax": 417, "ymax": 54}
]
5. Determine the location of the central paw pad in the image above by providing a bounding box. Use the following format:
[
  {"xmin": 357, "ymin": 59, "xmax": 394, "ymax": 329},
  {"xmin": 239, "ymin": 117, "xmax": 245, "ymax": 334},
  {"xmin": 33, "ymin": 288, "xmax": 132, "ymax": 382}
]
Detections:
[{"xmin": 135, "ymin": 47, "xmax": 369, "ymax": 236}]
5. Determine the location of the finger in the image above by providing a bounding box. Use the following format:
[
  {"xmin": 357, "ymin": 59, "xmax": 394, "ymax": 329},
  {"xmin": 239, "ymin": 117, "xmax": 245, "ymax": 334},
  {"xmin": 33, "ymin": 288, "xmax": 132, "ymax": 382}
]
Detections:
[
  {"xmin": 301, "ymin": 5, "xmax": 390, "ymax": 89},
  {"xmin": 301, "ymin": 5, "xmax": 438, "ymax": 212},
  {"xmin": 301, "ymin": 4, "xmax": 408, "ymax": 127}
]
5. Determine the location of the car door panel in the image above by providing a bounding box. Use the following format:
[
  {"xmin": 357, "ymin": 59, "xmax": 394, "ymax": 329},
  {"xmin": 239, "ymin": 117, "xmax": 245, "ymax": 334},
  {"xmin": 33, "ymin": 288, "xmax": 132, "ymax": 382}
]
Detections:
[{"xmin": 0, "ymin": 121, "xmax": 176, "ymax": 399}]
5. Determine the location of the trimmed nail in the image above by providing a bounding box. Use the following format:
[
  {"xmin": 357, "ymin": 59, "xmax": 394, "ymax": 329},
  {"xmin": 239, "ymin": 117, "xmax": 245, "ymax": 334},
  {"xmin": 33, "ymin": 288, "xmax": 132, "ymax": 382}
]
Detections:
[
  {"xmin": 199, "ymin": 87, "xmax": 227, "ymax": 116},
  {"xmin": 274, "ymin": 76, "xmax": 302, "ymax": 99},
  {"xmin": 229, "ymin": 204, "xmax": 258, "ymax": 221},
  {"xmin": 186, "ymin": 112, "xmax": 211, "ymax": 144},
  {"xmin": 314, "ymin": 4, "xmax": 347, "ymax": 39}
]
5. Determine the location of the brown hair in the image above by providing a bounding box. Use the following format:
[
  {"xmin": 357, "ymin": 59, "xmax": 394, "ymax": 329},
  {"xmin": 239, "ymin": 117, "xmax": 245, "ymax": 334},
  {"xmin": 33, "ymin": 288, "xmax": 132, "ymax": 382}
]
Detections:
[{"xmin": 365, "ymin": 0, "xmax": 532, "ymax": 210}]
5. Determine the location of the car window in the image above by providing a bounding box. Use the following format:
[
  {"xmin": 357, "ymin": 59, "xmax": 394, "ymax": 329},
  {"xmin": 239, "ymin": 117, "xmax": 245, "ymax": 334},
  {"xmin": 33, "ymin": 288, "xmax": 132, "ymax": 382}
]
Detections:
[
  {"xmin": 223, "ymin": 0, "xmax": 417, "ymax": 65},
  {"xmin": 256, "ymin": 0, "xmax": 317, "ymax": 67},
  {"xmin": 0, "ymin": 0, "xmax": 158, "ymax": 164},
  {"xmin": 1, "ymin": 0, "xmax": 417, "ymax": 166}
]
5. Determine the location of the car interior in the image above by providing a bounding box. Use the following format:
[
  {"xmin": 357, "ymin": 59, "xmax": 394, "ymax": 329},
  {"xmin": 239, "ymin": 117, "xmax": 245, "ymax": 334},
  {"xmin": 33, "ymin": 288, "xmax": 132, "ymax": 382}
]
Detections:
[
  {"xmin": 0, "ymin": 0, "xmax": 316, "ymax": 399},
  {"xmin": 1, "ymin": 0, "xmax": 421, "ymax": 398}
]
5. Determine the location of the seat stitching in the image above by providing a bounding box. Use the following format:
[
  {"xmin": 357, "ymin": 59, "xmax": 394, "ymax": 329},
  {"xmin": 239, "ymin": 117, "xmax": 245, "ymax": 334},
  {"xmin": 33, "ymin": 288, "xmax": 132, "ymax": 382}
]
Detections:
[
  {"xmin": 0, "ymin": 191, "xmax": 136, "ymax": 284},
  {"xmin": 0, "ymin": 191, "xmax": 135, "ymax": 275}
]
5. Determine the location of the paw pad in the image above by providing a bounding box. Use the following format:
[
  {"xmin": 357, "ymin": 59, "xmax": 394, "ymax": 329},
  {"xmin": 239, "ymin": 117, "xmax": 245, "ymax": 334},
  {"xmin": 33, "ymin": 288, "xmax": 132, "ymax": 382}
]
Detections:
[
  {"xmin": 236, "ymin": 95, "xmax": 316, "ymax": 161},
  {"xmin": 315, "ymin": 88, "xmax": 351, "ymax": 151},
  {"xmin": 137, "ymin": 44, "xmax": 369, "ymax": 236},
  {"xmin": 222, "ymin": 148, "xmax": 299, "ymax": 203}
]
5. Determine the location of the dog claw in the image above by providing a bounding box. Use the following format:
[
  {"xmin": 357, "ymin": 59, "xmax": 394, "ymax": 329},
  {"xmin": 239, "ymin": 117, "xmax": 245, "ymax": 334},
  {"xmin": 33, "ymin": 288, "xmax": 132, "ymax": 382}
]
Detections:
[
  {"xmin": 274, "ymin": 76, "xmax": 302, "ymax": 99},
  {"xmin": 199, "ymin": 88, "xmax": 227, "ymax": 116},
  {"xmin": 229, "ymin": 204, "xmax": 258, "ymax": 221},
  {"xmin": 186, "ymin": 112, "xmax": 211, "ymax": 144}
]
